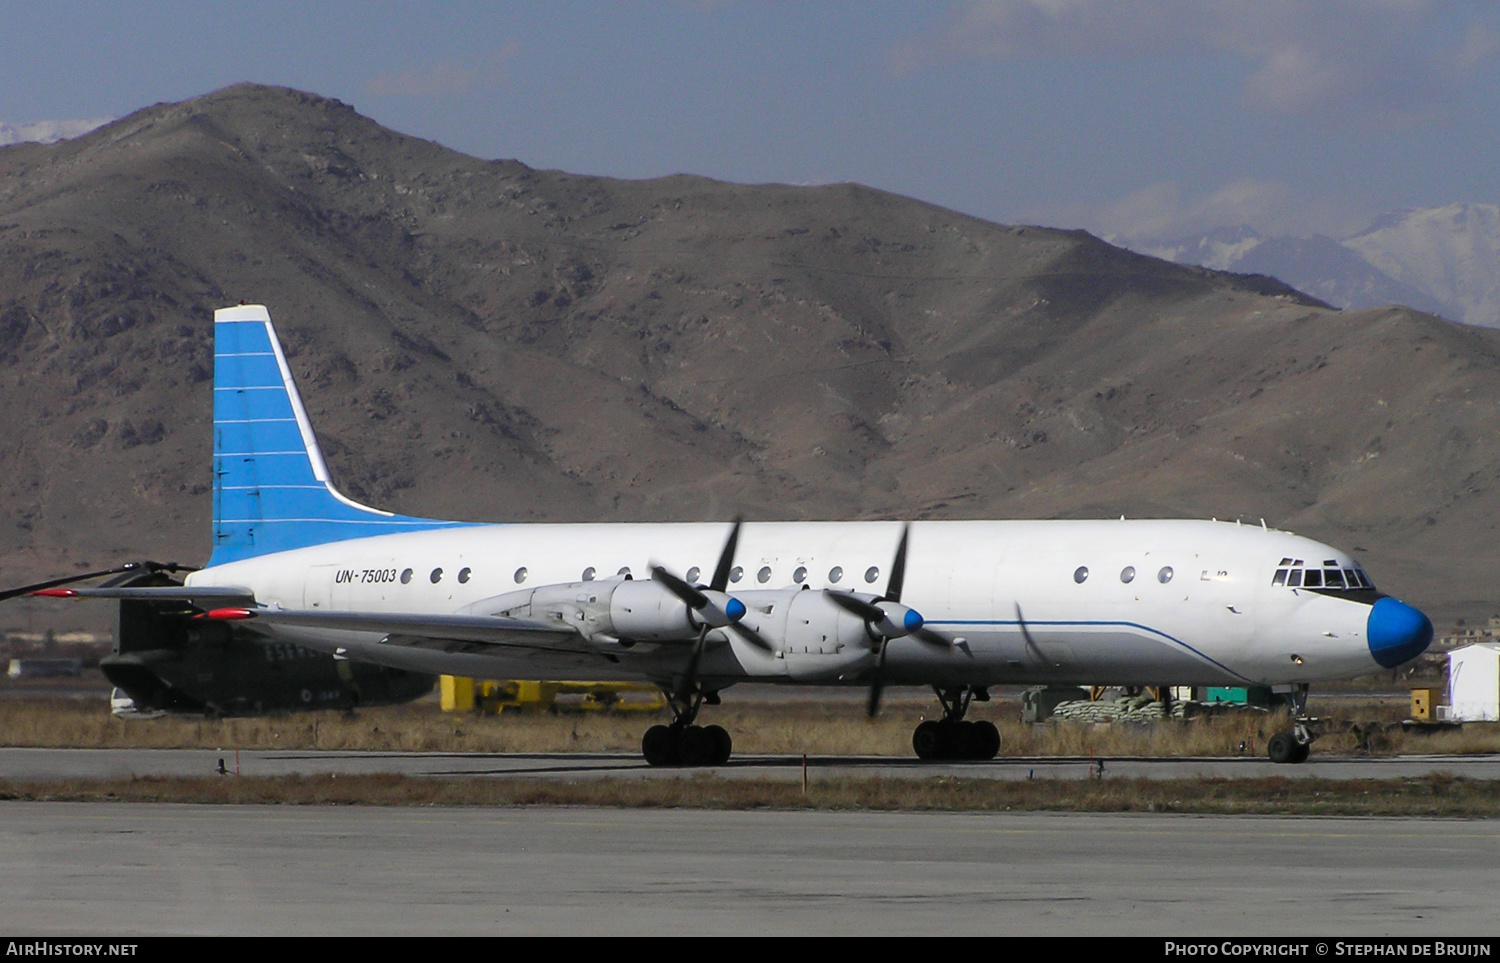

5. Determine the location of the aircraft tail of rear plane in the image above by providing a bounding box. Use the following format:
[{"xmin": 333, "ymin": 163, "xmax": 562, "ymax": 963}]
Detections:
[{"xmin": 210, "ymin": 304, "xmax": 466, "ymax": 566}]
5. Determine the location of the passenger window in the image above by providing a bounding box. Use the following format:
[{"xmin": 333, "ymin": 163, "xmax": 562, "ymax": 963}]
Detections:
[
  {"xmin": 828, "ymin": 566, "xmax": 843, "ymax": 584},
  {"xmin": 400, "ymin": 568, "xmax": 413, "ymax": 584},
  {"xmin": 865, "ymin": 566, "xmax": 880, "ymax": 583},
  {"xmin": 430, "ymin": 568, "xmax": 443, "ymax": 584},
  {"xmin": 581, "ymin": 567, "xmax": 595, "ymax": 581},
  {"xmin": 730, "ymin": 566, "xmax": 743, "ymax": 583},
  {"xmin": 1157, "ymin": 566, "xmax": 1174, "ymax": 584},
  {"xmin": 686, "ymin": 566, "xmax": 701, "ymax": 583},
  {"xmin": 458, "ymin": 567, "xmax": 471, "ymax": 584},
  {"xmin": 514, "ymin": 567, "xmax": 528, "ymax": 584},
  {"xmin": 793, "ymin": 566, "xmax": 807, "ymax": 583},
  {"xmin": 1120, "ymin": 566, "xmax": 1135, "ymax": 583},
  {"xmin": 757, "ymin": 566, "xmax": 772, "ymax": 583},
  {"xmin": 1074, "ymin": 566, "xmax": 1089, "ymax": 584}
]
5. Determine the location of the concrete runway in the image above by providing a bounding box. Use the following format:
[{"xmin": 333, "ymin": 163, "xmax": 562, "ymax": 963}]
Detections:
[
  {"xmin": 1, "ymin": 802, "xmax": 1495, "ymax": 936},
  {"xmin": 4, "ymin": 746, "xmax": 1500, "ymax": 781}
]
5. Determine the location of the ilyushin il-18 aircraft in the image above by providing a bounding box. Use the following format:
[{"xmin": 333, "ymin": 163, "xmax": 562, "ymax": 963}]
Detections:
[{"xmin": 21, "ymin": 304, "xmax": 1434, "ymax": 766}]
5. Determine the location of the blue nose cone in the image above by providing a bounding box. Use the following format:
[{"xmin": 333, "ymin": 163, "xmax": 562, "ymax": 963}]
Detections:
[
  {"xmin": 903, "ymin": 608, "xmax": 924, "ymax": 633},
  {"xmin": 1367, "ymin": 597, "xmax": 1433, "ymax": 668},
  {"xmin": 724, "ymin": 597, "xmax": 746, "ymax": 623}
]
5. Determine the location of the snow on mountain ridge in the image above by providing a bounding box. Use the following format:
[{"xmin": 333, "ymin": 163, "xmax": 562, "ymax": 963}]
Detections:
[
  {"xmin": 1344, "ymin": 204, "xmax": 1500, "ymax": 328},
  {"xmin": 1119, "ymin": 203, "xmax": 1500, "ymax": 328},
  {"xmin": 0, "ymin": 117, "xmax": 112, "ymax": 147}
]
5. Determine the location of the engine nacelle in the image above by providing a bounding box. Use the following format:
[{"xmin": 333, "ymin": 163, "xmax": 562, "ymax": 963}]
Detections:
[
  {"xmin": 729, "ymin": 588, "xmax": 881, "ymax": 682},
  {"xmin": 464, "ymin": 577, "xmax": 711, "ymax": 643}
]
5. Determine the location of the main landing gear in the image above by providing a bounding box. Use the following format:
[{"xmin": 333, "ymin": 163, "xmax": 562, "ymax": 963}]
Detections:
[
  {"xmin": 912, "ymin": 686, "xmax": 1001, "ymax": 761},
  {"xmin": 1267, "ymin": 684, "xmax": 1313, "ymax": 764},
  {"xmin": 641, "ymin": 688, "xmax": 733, "ymax": 767}
]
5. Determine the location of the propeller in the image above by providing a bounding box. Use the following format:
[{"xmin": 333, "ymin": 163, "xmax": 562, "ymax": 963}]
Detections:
[
  {"xmin": 651, "ymin": 518, "xmax": 769, "ymax": 703},
  {"xmin": 824, "ymin": 523, "xmax": 953, "ymax": 717},
  {"xmin": 0, "ymin": 560, "xmax": 196, "ymax": 603}
]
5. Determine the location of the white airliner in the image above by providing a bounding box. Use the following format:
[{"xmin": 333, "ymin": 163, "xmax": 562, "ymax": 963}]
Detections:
[{"xmin": 37, "ymin": 305, "xmax": 1433, "ymax": 766}]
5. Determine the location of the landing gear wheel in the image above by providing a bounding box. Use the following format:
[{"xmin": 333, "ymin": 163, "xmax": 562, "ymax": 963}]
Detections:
[
  {"xmin": 913, "ymin": 720, "xmax": 945, "ymax": 760},
  {"xmin": 1267, "ymin": 730, "xmax": 1305, "ymax": 764},
  {"xmin": 952, "ymin": 720, "xmax": 978, "ymax": 759},
  {"xmin": 642, "ymin": 724, "xmax": 676, "ymax": 767},
  {"xmin": 678, "ymin": 725, "xmax": 714, "ymax": 767},
  {"xmin": 972, "ymin": 720, "xmax": 1001, "ymax": 760},
  {"xmin": 704, "ymin": 724, "xmax": 733, "ymax": 766}
]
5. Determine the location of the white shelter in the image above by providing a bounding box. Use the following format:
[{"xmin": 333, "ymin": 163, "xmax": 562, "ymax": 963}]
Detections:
[{"xmin": 1447, "ymin": 643, "xmax": 1500, "ymax": 722}]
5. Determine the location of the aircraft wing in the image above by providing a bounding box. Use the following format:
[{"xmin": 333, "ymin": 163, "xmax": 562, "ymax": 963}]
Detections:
[{"xmin": 208, "ymin": 607, "xmax": 584, "ymax": 650}]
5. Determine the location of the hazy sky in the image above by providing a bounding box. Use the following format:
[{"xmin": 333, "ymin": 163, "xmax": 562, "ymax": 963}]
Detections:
[{"xmin": 4, "ymin": 1, "xmax": 1497, "ymax": 240}]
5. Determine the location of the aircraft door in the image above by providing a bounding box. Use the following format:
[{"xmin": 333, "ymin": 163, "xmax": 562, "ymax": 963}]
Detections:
[{"xmin": 304, "ymin": 565, "xmax": 336, "ymax": 610}]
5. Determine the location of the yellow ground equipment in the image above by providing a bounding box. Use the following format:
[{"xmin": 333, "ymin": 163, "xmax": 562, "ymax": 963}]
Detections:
[{"xmin": 440, "ymin": 676, "xmax": 667, "ymax": 715}]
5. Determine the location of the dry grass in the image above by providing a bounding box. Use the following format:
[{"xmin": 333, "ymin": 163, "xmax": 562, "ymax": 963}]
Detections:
[
  {"xmin": 5, "ymin": 694, "xmax": 1498, "ymax": 759},
  {"xmin": 2, "ymin": 772, "xmax": 1497, "ymax": 817}
]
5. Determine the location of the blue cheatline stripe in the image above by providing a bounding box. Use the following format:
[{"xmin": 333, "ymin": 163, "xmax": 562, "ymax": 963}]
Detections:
[
  {"xmin": 208, "ymin": 306, "xmax": 472, "ymax": 567},
  {"xmin": 929, "ymin": 618, "xmax": 1257, "ymax": 684}
]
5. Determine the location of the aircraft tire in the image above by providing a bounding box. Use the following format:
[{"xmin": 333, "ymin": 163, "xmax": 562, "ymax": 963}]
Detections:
[
  {"xmin": 1289, "ymin": 739, "xmax": 1311, "ymax": 764},
  {"xmin": 913, "ymin": 720, "xmax": 945, "ymax": 760},
  {"xmin": 678, "ymin": 725, "xmax": 715, "ymax": 767},
  {"xmin": 705, "ymin": 724, "xmax": 732, "ymax": 765},
  {"xmin": 642, "ymin": 724, "xmax": 676, "ymax": 766},
  {"xmin": 972, "ymin": 720, "xmax": 1001, "ymax": 760},
  {"xmin": 952, "ymin": 721, "xmax": 979, "ymax": 759},
  {"xmin": 1267, "ymin": 731, "xmax": 1296, "ymax": 764}
]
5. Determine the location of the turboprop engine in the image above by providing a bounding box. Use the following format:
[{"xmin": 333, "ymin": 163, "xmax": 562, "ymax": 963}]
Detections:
[
  {"xmin": 463, "ymin": 576, "xmax": 745, "ymax": 644},
  {"xmin": 722, "ymin": 588, "xmax": 928, "ymax": 682}
]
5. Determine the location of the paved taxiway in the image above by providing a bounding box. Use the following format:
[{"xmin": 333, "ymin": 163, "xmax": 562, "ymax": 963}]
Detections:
[
  {"xmin": 4, "ymin": 746, "xmax": 1500, "ymax": 781},
  {"xmin": 2, "ymin": 802, "xmax": 1495, "ymax": 936}
]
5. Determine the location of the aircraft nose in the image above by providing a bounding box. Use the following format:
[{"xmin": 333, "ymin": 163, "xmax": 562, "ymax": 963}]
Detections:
[{"xmin": 1367, "ymin": 597, "xmax": 1433, "ymax": 668}]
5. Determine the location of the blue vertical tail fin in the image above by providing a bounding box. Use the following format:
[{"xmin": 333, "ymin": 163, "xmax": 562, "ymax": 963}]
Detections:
[{"xmin": 209, "ymin": 304, "xmax": 466, "ymax": 566}]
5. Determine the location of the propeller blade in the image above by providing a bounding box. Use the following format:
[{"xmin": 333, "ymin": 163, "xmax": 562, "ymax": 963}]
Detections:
[
  {"xmin": 1016, "ymin": 603, "xmax": 1045, "ymax": 661},
  {"xmin": 823, "ymin": 589, "xmax": 885, "ymax": 623},
  {"xmin": 727, "ymin": 620, "xmax": 774, "ymax": 651},
  {"xmin": 884, "ymin": 523, "xmax": 910, "ymax": 603},
  {"xmin": 0, "ymin": 561, "xmax": 193, "ymax": 603},
  {"xmin": 651, "ymin": 565, "xmax": 709, "ymax": 611},
  {"xmin": 709, "ymin": 517, "xmax": 742, "ymax": 593},
  {"xmin": 675, "ymin": 624, "xmax": 711, "ymax": 704},
  {"xmin": 911, "ymin": 626, "xmax": 952, "ymax": 650},
  {"xmin": 866, "ymin": 639, "xmax": 889, "ymax": 718}
]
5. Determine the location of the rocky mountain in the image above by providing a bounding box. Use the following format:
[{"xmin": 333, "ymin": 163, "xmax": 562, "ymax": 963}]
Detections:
[
  {"xmin": 1126, "ymin": 204, "xmax": 1500, "ymax": 328},
  {"xmin": 1, "ymin": 84, "xmax": 1499, "ymax": 626}
]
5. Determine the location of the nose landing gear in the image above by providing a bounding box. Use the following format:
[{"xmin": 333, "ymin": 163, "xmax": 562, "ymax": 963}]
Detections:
[
  {"xmin": 1268, "ymin": 684, "xmax": 1314, "ymax": 764},
  {"xmin": 913, "ymin": 686, "xmax": 1001, "ymax": 761}
]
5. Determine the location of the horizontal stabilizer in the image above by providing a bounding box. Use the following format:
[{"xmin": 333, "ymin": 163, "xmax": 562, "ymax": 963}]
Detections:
[{"xmin": 34, "ymin": 585, "xmax": 258, "ymax": 607}]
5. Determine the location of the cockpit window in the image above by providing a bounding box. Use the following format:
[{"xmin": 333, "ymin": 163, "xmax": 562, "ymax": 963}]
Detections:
[{"xmin": 1272, "ymin": 559, "xmax": 1375, "ymax": 592}]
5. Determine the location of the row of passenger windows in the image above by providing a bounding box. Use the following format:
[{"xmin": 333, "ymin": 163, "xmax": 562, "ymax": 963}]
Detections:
[
  {"xmin": 1271, "ymin": 558, "xmax": 1373, "ymax": 591},
  {"xmin": 1072, "ymin": 565, "xmax": 1175, "ymax": 585},
  {"xmin": 387, "ymin": 564, "xmax": 884, "ymax": 587}
]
